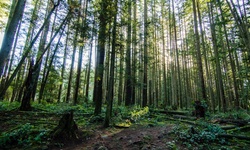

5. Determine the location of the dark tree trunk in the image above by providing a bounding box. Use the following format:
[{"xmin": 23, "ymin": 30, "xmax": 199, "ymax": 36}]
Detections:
[
  {"xmin": 125, "ymin": 0, "xmax": 132, "ymax": 106},
  {"xmin": 104, "ymin": 0, "xmax": 118, "ymax": 127},
  {"xmin": 51, "ymin": 111, "xmax": 78, "ymax": 141},
  {"xmin": 142, "ymin": 0, "xmax": 148, "ymax": 107},
  {"xmin": 19, "ymin": 60, "xmax": 34, "ymax": 111},
  {"xmin": 93, "ymin": 0, "xmax": 109, "ymax": 115},
  {"xmin": 192, "ymin": 0, "xmax": 207, "ymax": 101}
]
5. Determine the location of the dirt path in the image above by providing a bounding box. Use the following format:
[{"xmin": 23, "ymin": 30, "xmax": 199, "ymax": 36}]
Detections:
[{"xmin": 60, "ymin": 125, "xmax": 183, "ymax": 150}]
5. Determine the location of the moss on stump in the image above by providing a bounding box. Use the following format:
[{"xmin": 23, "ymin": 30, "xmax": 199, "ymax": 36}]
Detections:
[{"xmin": 51, "ymin": 111, "xmax": 78, "ymax": 141}]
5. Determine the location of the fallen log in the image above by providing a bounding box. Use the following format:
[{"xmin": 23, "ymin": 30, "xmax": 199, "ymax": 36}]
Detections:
[
  {"xmin": 218, "ymin": 134, "xmax": 250, "ymax": 141},
  {"xmin": 227, "ymin": 125, "xmax": 250, "ymax": 132},
  {"xmin": 172, "ymin": 115, "xmax": 196, "ymax": 121},
  {"xmin": 153, "ymin": 110, "xmax": 189, "ymax": 116},
  {"xmin": 220, "ymin": 125, "xmax": 237, "ymax": 130},
  {"xmin": 213, "ymin": 119, "xmax": 249, "ymax": 126},
  {"xmin": 165, "ymin": 116, "xmax": 198, "ymax": 126}
]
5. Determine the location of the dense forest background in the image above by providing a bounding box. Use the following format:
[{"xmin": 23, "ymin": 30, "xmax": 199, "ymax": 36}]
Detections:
[
  {"xmin": 0, "ymin": 0, "xmax": 249, "ymax": 123},
  {"xmin": 0, "ymin": 0, "xmax": 250, "ymax": 149}
]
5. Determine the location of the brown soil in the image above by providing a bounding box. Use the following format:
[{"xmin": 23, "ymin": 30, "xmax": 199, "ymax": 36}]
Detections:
[{"xmin": 57, "ymin": 125, "xmax": 185, "ymax": 150}]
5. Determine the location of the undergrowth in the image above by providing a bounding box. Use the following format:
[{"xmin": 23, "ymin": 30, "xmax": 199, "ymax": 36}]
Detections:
[
  {"xmin": 0, "ymin": 123, "xmax": 50, "ymax": 149},
  {"xmin": 171, "ymin": 123, "xmax": 229, "ymax": 149}
]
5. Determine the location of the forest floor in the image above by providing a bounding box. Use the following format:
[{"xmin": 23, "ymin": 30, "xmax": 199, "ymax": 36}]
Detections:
[
  {"xmin": 62, "ymin": 124, "xmax": 179, "ymax": 150},
  {"xmin": 0, "ymin": 102, "xmax": 250, "ymax": 150}
]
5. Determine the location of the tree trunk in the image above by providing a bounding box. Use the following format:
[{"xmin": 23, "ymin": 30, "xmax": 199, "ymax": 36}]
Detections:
[
  {"xmin": 208, "ymin": 2, "xmax": 226, "ymax": 112},
  {"xmin": 51, "ymin": 111, "xmax": 78, "ymax": 141},
  {"xmin": 142, "ymin": 0, "xmax": 148, "ymax": 107},
  {"xmin": 192, "ymin": 0, "xmax": 206, "ymax": 101},
  {"xmin": 58, "ymin": 24, "xmax": 70, "ymax": 103},
  {"xmin": 0, "ymin": 1, "xmax": 62, "ymax": 100},
  {"xmin": 85, "ymin": 22, "xmax": 95, "ymax": 103},
  {"xmin": 93, "ymin": 0, "xmax": 110, "ymax": 115},
  {"xmin": 19, "ymin": 60, "xmax": 34, "ymax": 111},
  {"xmin": 0, "ymin": 0, "xmax": 26, "ymax": 76},
  {"xmin": 104, "ymin": 0, "xmax": 118, "ymax": 127},
  {"xmin": 125, "ymin": 0, "xmax": 132, "ymax": 106}
]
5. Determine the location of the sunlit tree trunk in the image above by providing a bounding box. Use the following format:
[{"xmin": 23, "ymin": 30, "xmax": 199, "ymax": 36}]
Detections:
[
  {"xmin": 38, "ymin": 29, "xmax": 64, "ymax": 102},
  {"xmin": 85, "ymin": 21, "xmax": 95, "ymax": 103},
  {"xmin": 66, "ymin": 5, "xmax": 82, "ymax": 103},
  {"xmin": 160, "ymin": 1, "xmax": 167, "ymax": 108},
  {"xmin": 0, "ymin": 1, "xmax": 62, "ymax": 100},
  {"xmin": 74, "ymin": 0, "xmax": 89, "ymax": 105},
  {"xmin": 58, "ymin": 24, "xmax": 70, "ymax": 103},
  {"xmin": 0, "ymin": 0, "xmax": 26, "ymax": 77},
  {"xmin": 32, "ymin": 0, "xmax": 51, "ymax": 102},
  {"xmin": 172, "ymin": 0, "xmax": 182, "ymax": 109}
]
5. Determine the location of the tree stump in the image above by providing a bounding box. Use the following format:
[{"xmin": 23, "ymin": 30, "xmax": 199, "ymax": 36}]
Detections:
[
  {"xmin": 51, "ymin": 111, "xmax": 78, "ymax": 141},
  {"xmin": 193, "ymin": 101, "xmax": 205, "ymax": 118}
]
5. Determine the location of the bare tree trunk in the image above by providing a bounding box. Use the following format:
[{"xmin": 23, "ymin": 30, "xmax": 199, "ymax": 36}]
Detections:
[
  {"xmin": 0, "ymin": 0, "xmax": 26, "ymax": 76},
  {"xmin": 192, "ymin": 0, "xmax": 206, "ymax": 101},
  {"xmin": 104, "ymin": 0, "xmax": 118, "ymax": 127},
  {"xmin": 93, "ymin": 0, "xmax": 110, "ymax": 115},
  {"xmin": 208, "ymin": 2, "xmax": 226, "ymax": 112},
  {"xmin": 85, "ymin": 21, "xmax": 95, "ymax": 103},
  {"xmin": 142, "ymin": 0, "xmax": 148, "ymax": 107},
  {"xmin": 125, "ymin": 0, "xmax": 132, "ymax": 106}
]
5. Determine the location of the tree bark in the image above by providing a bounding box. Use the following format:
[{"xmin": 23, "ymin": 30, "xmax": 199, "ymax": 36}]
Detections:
[
  {"xmin": 192, "ymin": 0, "xmax": 206, "ymax": 101},
  {"xmin": 0, "ymin": 0, "xmax": 26, "ymax": 76}
]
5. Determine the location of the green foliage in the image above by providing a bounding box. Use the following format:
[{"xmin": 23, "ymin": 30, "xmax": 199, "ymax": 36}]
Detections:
[
  {"xmin": 1, "ymin": 123, "xmax": 31, "ymax": 148},
  {"xmin": 111, "ymin": 106, "xmax": 150, "ymax": 126},
  {"xmin": 88, "ymin": 114, "xmax": 105, "ymax": 123},
  {"xmin": 166, "ymin": 141, "xmax": 177, "ymax": 150},
  {"xmin": 130, "ymin": 106, "xmax": 149, "ymax": 122},
  {"xmin": 0, "ymin": 123, "xmax": 50, "ymax": 149},
  {"xmin": 0, "ymin": 0, "xmax": 9, "ymax": 30},
  {"xmin": 0, "ymin": 101, "xmax": 19, "ymax": 111},
  {"xmin": 171, "ymin": 123, "xmax": 228, "ymax": 149},
  {"xmin": 211, "ymin": 110, "xmax": 250, "ymax": 120},
  {"xmin": 32, "ymin": 102, "xmax": 94, "ymax": 114}
]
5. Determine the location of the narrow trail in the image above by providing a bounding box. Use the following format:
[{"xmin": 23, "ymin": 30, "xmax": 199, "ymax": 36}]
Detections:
[{"xmin": 61, "ymin": 125, "xmax": 182, "ymax": 150}]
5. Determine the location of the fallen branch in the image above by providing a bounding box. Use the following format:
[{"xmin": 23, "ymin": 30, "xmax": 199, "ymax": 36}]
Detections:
[
  {"xmin": 227, "ymin": 125, "xmax": 250, "ymax": 132},
  {"xmin": 165, "ymin": 116, "xmax": 198, "ymax": 126},
  {"xmin": 213, "ymin": 119, "xmax": 249, "ymax": 126},
  {"xmin": 153, "ymin": 110, "xmax": 189, "ymax": 116},
  {"xmin": 218, "ymin": 134, "xmax": 250, "ymax": 140},
  {"xmin": 172, "ymin": 115, "xmax": 196, "ymax": 121}
]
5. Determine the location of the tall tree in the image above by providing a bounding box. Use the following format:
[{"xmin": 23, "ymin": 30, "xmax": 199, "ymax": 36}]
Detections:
[
  {"xmin": 142, "ymin": 0, "xmax": 148, "ymax": 107},
  {"xmin": 192, "ymin": 0, "xmax": 206, "ymax": 101},
  {"xmin": 19, "ymin": 8, "xmax": 69, "ymax": 111},
  {"xmin": 73, "ymin": 0, "xmax": 89, "ymax": 105},
  {"xmin": 93, "ymin": 0, "xmax": 110, "ymax": 115},
  {"xmin": 125, "ymin": 0, "xmax": 132, "ymax": 106},
  {"xmin": 104, "ymin": 0, "xmax": 118, "ymax": 127},
  {"xmin": 208, "ymin": 2, "xmax": 226, "ymax": 112},
  {"xmin": 0, "ymin": 0, "xmax": 26, "ymax": 77},
  {"xmin": 0, "ymin": 0, "xmax": 63, "ymax": 100}
]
